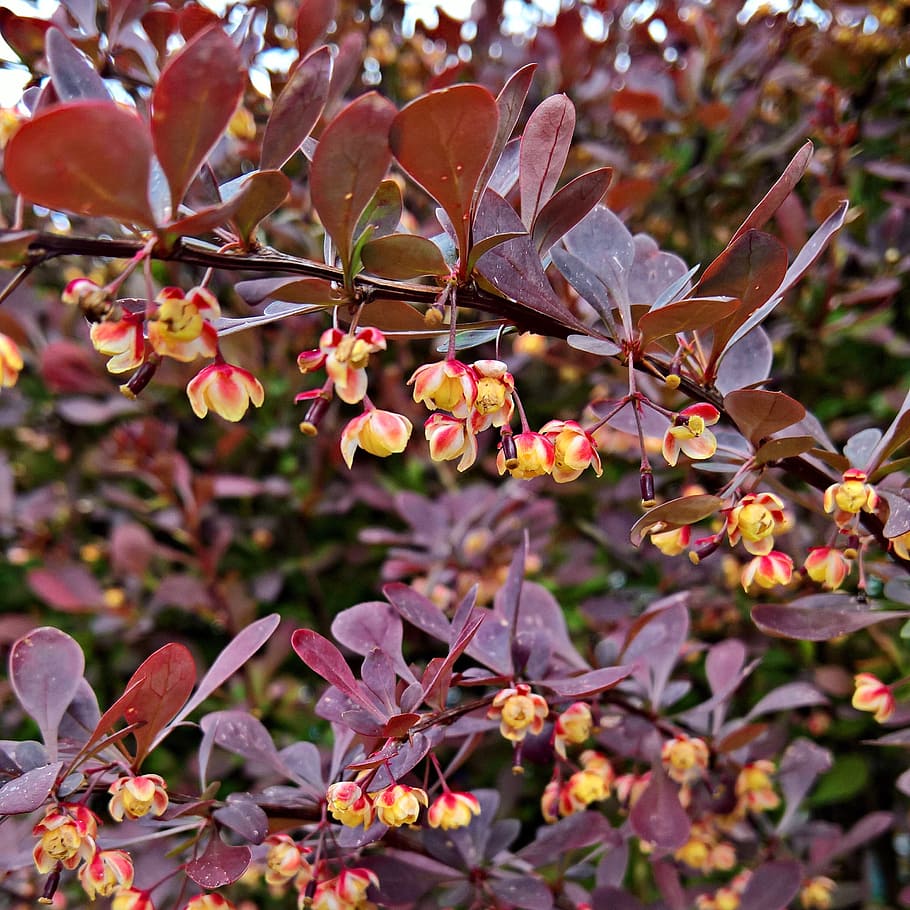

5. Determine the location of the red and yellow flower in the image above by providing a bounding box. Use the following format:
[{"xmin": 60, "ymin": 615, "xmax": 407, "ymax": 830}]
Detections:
[
  {"xmin": 469, "ymin": 359, "xmax": 514, "ymax": 430},
  {"xmin": 78, "ymin": 848, "xmax": 134, "ymax": 899},
  {"xmin": 803, "ymin": 547, "xmax": 852, "ymax": 590},
  {"xmin": 340, "ymin": 407, "xmax": 412, "ymax": 468},
  {"xmin": 662, "ymin": 403, "xmax": 720, "ymax": 467},
  {"xmin": 311, "ymin": 867, "xmax": 379, "ymax": 910},
  {"xmin": 488, "ymin": 683, "xmax": 549, "ymax": 742},
  {"xmin": 298, "ymin": 327, "xmax": 386, "ymax": 405},
  {"xmin": 112, "ymin": 888, "xmax": 155, "ymax": 910},
  {"xmin": 32, "ymin": 803, "xmax": 99, "ymax": 873},
  {"xmin": 90, "ymin": 313, "xmax": 145, "ymax": 374},
  {"xmin": 108, "ymin": 774, "xmax": 169, "ymax": 821},
  {"xmin": 187, "ymin": 362, "xmax": 265, "ymax": 421},
  {"xmin": 852, "ymin": 673, "xmax": 894, "ymax": 723},
  {"xmin": 0, "ymin": 331, "xmax": 24, "ymax": 389},
  {"xmin": 661, "ymin": 734, "xmax": 710, "ymax": 784},
  {"xmin": 726, "ymin": 492, "xmax": 786, "ymax": 555},
  {"xmin": 263, "ymin": 833, "xmax": 310, "ymax": 886},
  {"xmin": 409, "ymin": 359, "xmax": 477, "ymax": 417},
  {"xmin": 553, "ymin": 702, "xmax": 593, "ymax": 757},
  {"xmin": 735, "ymin": 760, "xmax": 780, "ymax": 812},
  {"xmin": 800, "ymin": 876, "xmax": 836, "ymax": 909},
  {"xmin": 427, "ymin": 791, "xmax": 481, "ymax": 830},
  {"xmin": 325, "ymin": 781, "xmax": 374, "ymax": 828},
  {"xmin": 148, "ymin": 286, "xmax": 219, "ymax": 362},
  {"xmin": 558, "ymin": 769, "xmax": 610, "ymax": 815},
  {"xmin": 371, "ymin": 784, "xmax": 428, "ymax": 827},
  {"xmin": 648, "ymin": 522, "xmax": 691, "ymax": 556},
  {"xmin": 496, "ymin": 431, "xmax": 556, "ymax": 479},
  {"xmin": 424, "ymin": 413, "xmax": 477, "ymax": 471},
  {"xmin": 183, "ymin": 894, "xmax": 235, "ymax": 910},
  {"xmin": 741, "ymin": 550, "xmax": 793, "ymax": 591},
  {"xmin": 541, "ymin": 780, "xmax": 561, "ymax": 823},
  {"xmin": 824, "ymin": 468, "xmax": 879, "ymax": 519},
  {"xmin": 540, "ymin": 419, "xmax": 602, "ymax": 483}
]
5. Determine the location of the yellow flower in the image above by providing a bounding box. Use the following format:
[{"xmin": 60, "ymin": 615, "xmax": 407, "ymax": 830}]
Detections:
[
  {"xmin": 427, "ymin": 791, "xmax": 481, "ymax": 830},
  {"xmin": 371, "ymin": 783, "xmax": 428, "ymax": 827},
  {"xmin": 0, "ymin": 331, "xmax": 24, "ymax": 389},
  {"xmin": 325, "ymin": 781, "xmax": 374, "ymax": 828},
  {"xmin": 31, "ymin": 803, "xmax": 99, "ymax": 873},
  {"xmin": 661, "ymin": 734, "xmax": 710, "ymax": 784},
  {"xmin": 409, "ymin": 359, "xmax": 477, "ymax": 416},
  {"xmin": 148, "ymin": 286, "xmax": 219, "ymax": 362},
  {"xmin": 735, "ymin": 760, "xmax": 780, "ymax": 812},
  {"xmin": 662, "ymin": 403, "xmax": 720, "ymax": 466},
  {"xmin": 741, "ymin": 550, "xmax": 793, "ymax": 591},
  {"xmin": 558, "ymin": 769, "xmax": 609, "ymax": 815},
  {"xmin": 800, "ymin": 876, "xmax": 836, "ymax": 909},
  {"xmin": 553, "ymin": 702, "xmax": 593, "ymax": 756},
  {"xmin": 726, "ymin": 492, "xmax": 786, "ymax": 556},
  {"xmin": 108, "ymin": 774, "xmax": 169, "ymax": 821},
  {"xmin": 804, "ymin": 547, "xmax": 851, "ymax": 590},
  {"xmin": 852, "ymin": 673, "xmax": 895, "ymax": 723},
  {"xmin": 496, "ymin": 431, "xmax": 556, "ymax": 479},
  {"xmin": 78, "ymin": 848, "xmax": 134, "ymax": 899},
  {"xmin": 488, "ymin": 683, "xmax": 549, "ymax": 742},
  {"xmin": 340, "ymin": 408, "xmax": 412, "ymax": 468},
  {"xmin": 90, "ymin": 314, "xmax": 146, "ymax": 374},
  {"xmin": 263, "ymin": 833, "xmax": 310, "ymax": 886}
]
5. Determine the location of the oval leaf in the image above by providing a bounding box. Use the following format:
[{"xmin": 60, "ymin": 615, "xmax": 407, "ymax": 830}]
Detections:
[
  {"xmin": 520, "ymin": 93, "xmax": 575, "ymax": 228},
  {"xmin": 638, "ymin": 296, "xmax": 740, "ymax": 349},
  {"xmin": 260, "ymin": 46, "xmax": 331, "ymax": 171},
  {"xmin": 737, "ymin": 861, "xmax": 802, "ymax": 910},
  {"xmin": 723, "ymin": 389, "xmax": 806, "ymax": 446},
  {"xmin": 532, "ymin": 167, "xmax": 613, "ymax": 255},
  {"xmin": 311, "ymin": 92, "xmax": 397, "ymax": 274},
  {"xmin": 185, "ymin": 834, "xmax": 251, "ymax": 888},
  {"xmin": 9, "ymin": 627, "xmax": 85, "ymax": 761},
  {"xmin": 391, "ymin": 84, "xmax": 499, "ymax": 266},
  {"xmin": 5, "ymin": 101, "xmax": 155, "ymax": 226},
  {"xmin": 752, "ymin": 597, "xmax": 910, "ymax": 641},
  {"xmin": 361, "ymin": 234, "xmax": 449, "ymax": 279},
  {"xmin": 630, "ymin": 495, "xmax": 724, "ymax": 546},
  {"xmin": 151, "ymin": 26, "xmax": 245, "ymax": 212},
  {"xmin": 46, "ymin": 27, "xmax": 109, "ymax": 101},
  {"xmin": 629, "ymin": 767, "xmax": 690, "ymax": 850}
]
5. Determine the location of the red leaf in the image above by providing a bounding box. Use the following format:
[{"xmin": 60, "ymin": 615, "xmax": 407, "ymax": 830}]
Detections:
[
  {"xmin": 532, "ymin": 167, "xmax": 613, "ymax": 254},
  {"xmin": 295, "ymin": 0, "xmax": 336, "ymax": 56},
  {"xmin": 310, "ymin": 92, "xmax": 397, "ymax": 277},
  {"xmin": 4, "ymin": 101, "xmax": 156, "ymax": 226},
  {"xmin": 519, "ymin": 93, "xmax": 575, "ymax": 228},
  {"xmin": 637, "ymin": 296, "xmax": 740, "ymax": 349},
  {"xmin": 229, "ymin": 170, "xmax": 291, "ymax": 245},
  {"xmin": 46, "ymin": 27, "xmax": 109, "ymax": 101},
  {"xmin": 260, "ymin": 46, "xmax": 331, "ymax": 171},
  {"xmin": 391, "ymin": 84, "xmax": 499, "ymax": 267},
  {"xmin": 151, "ymin": 26, "xmax": 245, "ymax": 213},
  {"xmin": 92, "ymin": 643, "xmax": 196, "ymax": 767},
  {"xmin": 186, "ymin": 833, "xmax": 251, "ymax": 888},
  {"xmin": 723, "ymin": 389, "xmax": 805, "ymax": 445}
]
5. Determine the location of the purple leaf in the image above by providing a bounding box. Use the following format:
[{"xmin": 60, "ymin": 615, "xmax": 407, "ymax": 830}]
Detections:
[
  {"xmin": 628, "ymin": 234, "xmax": 690, "ymax": 306},
  {"xmin": 566, "ymin": 334, "xmax": 621, "ymax": 356},
  {"xmin": 422, "ymin": 613, "xmax": 484, "ymax": 707},
  {"xmin": 360, "ymin": 234, "xmax": 449, "ymax": 279},
  {"xmin": 752, "ymin": 598, "xmax": 910, "ymax": 641},
  {"xmin": 724, "ymin": 389, "xmax": 806, "ymax": 446},
  {"xmin": 716, "ymin": 327, "xmax": 773, "ymax": 395},
  {"xmin": 520, "ymin": 93, "xmax": 575, "ymax": 228},
  {"xmin": 185, "ymin": 833, "xmax": 251, "ymax": 888},
  {"xmin": 213, "ymin": 795, "xmax": 269, "ymax": 844},
  {"xmin": 538, "ymin": 666, "xmax": 630, "ymax": 698},
  {"xmin": 383, "ymin": 582, "xmax": 451, "ymax": 642},
  {"xmin": 475, "ymin": 190, "xmax": 589, "ymax": 334},
  {"xmin": 706, "ymin": 639, "xmax": 747, "ymax": 697},
  {"xmin": 881, "ymin": 490, "xmax": 910, "ymax": 539},
  {"xmin": 9, "ymin": 627, "xmax": 85, "ymax": 761},
  {"xmin": 489, "ymin": 873, "xmax": 554, "ymax": 910},
  {"xmin": 629, "ymin": 767, "xmax": 690, "ymax": 850},
  {"xmin": 533, "ymin": 168, "xmax": 613, "ymax": 254},
  {"xmin": 0, "ymin": 762, "xmax": 63, "ymax": 814},
  {"xmin": 592, "ymin": 888, "xmax": 643, "ymax": 910},
  {"xmin": 652, "ymin": 859, "xmax": 686, "ymax": 910},
  {"xmin": 27, "ymin": 563, "xmax": 105, "ymax": 613},
  {"xmin": 622, "ymin": 602, "xmax": 689, "ymax": 707},
  {"xmin": 46, "ymin": 27, "xmax": 109, "ymax": 101},
  {"xmin": 260, "ymin": 45, "xmax": 331, "ymax": 171},
  {"xmin": 361, "ymin": 850, "xmax": 459, "ymax": 905},
  {"xmin": 518, "ymin": 811, "xmax": 615, "ymax": 865},
  {"xmin": 361, "ymin": 649, "xmax": 398, "ymax": 712},
  {"xmin": 808, "ymin": 811, "xmax": 892, "ymax": 873},
  {"xmin": 747, "ymin": 681, "xmax": 827, "ymax": 719},
  {"xmin": 332, "ymin": 602, "xmax": 414, "ymax": 682},
  {"xmin": 171, "ymin": 614, "xmax": 280, "ymax": 733},
  {"xmin": 737, "ymin": 861, "xmax": 802, "ymax": 910},
  {"xmin": 777, "ymin": 738, "xmax": 832, "ymax": 834},
  {"xmin": 496, "ymin": 538, "xmax": 527, "ymax": 627},
  {"xmin": 199, "ymin": 710, "xmax": 286, "ymax": 783}
]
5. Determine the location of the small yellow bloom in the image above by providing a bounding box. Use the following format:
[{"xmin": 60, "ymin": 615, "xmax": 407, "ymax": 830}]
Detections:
[
  {"xmin": 427, "ymin": 791, "xmax": 481, "ymax": 830},
  {"xmin": 488, "ymin": 683, "xmax": 549, "ymax": 742},
  {"xmin": 340, "ymin": 407, "xmax": 412, "ymax": 468},
  {"xmin": 800, "ymin": 876, "xmax": 836, "ymax": 910},
  {"xmin": 187, "ymin": 362, "xmax": 265, "ymax": 422},
  {"xmin": 661, "ymin": 734, "xmax": 710, "ymax": 784},
  {"xmin": 108, "ymin": 774, "xmax": 169, "ymax": 821},
  {"xmin": 325, "ymin": 781, "xmax": 374, "ymax": 828},
  {"xmin": 78, "ymin": 849, "xmax": 134, "ymax": 899},
  {"xmin": 852, "ymin": 672, "xmax": 895, "ymax": 723},
  {"xmin": 371, "ymin": 783, "xmax": 428, "ymax": 827},
  {"xmin": 0, "ymin": 332, "xmax": 24, "ymax": 389},
  {"xmin": 735, "ymin": 760, "xmax": 780, "ymax": 812}
]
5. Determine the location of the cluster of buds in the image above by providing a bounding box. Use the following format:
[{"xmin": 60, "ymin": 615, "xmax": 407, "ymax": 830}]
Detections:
[
  {"xmin": 325, "ymin": 781, "xmax": 430, "ymax": 829},
  {"xmin": 541, "ymin": 751, "xmax": 614, "ymax": 822},
  {"xmin": 694, "ymin": 869, "xmax": 752, "ymax": 910},
  {"xmin": 674, "ymin": 820, "xmax": 736, "ymax": 874}
]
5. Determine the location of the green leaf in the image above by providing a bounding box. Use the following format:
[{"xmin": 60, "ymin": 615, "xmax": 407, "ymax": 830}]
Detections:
[
  {"xmin": 809, "ymin": 754, "xmax": 869, "ymax": 807},
  {"xmin": 360, "ymin": 233, "xmax": 449, "ymax": 279}
]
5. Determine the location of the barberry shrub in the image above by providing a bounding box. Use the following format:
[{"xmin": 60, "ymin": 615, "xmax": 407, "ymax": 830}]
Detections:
[{"xmin": 0, "ymin": 1, "xmax": 909, "ymax": 909}]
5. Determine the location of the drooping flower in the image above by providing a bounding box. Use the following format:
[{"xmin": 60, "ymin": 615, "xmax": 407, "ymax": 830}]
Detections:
[
  {"xmin": 496, "ymin": 431, "xmax": 556, "ymax": 479},
  {"xmin": 852, "ymin": 672, "xmax": 894, "ymax": 723},
  {"xmin": 662, "ymin": 403, "xmax": 720, "ymax": 467},
  {"xmin": 299, "ymin": 327, "xmax": 386, "ymax": 404},
  {"xmin": 824, "ymin": 468, "xmax": 879, "ymax": 518},
  {"xmin": 78, "ymin": 848, "xmax": 134, "ymax": 899},
  {"xmin": 187, "ymin": 362, "xmax": 265, "ymax": 421},
  {"xmin": 148, "ymin": 286, "xmax": 219, "ymax": 362},
  {"xmin": 661, "ymin": 734, "xmax": 710, "ymax": 784},
  {"xmin": 539, "ymin": 419, "xmax": 602, "ymax": 483},
  {"xmin": 62, "ymin": 276, "xmax": 108, "ymax": 313},
  {"xmin": 613, "ymin": 771, "xmax": 650, "ymax": 807},
  {"xmin": 108, "ymin": 774, "xmax": 169, "ymax": 821},
  {"xmin": 803, "ymin": 547, "xmax": 852, "ymax": 590},
  {"xmin": 325, "ymin": 781, "xmax": 374, "ymax": 828},
  {"xmin": 735, "ymin": 760, "xmax": 780, "ymax": 812},
  {"xmin": 558, "ymin": 769, "xmax": 609, "ymax": 815},
  {"xmin": 409, "ymin": 359, "xmax": 477, "ymax": 417},
  {"xmin": 32, "ymin": 803, "xmax": 99, "ymax": 873},
  {"xmin": 469, "ymin": 359, "xmax": 514, "ymax": 430},
  {"xmin": 648, "ymin": 522, "xmax": 691, "ymax": 556},
  {"xmin": 427, "ymin": 791, "xmax": 481, "ymax": 830},
  {"xmin": 371, "ymin": 784, "xmax": 428, "ymax": 827},
  {"xmin": 726, "ymin": 492, "xmax": 786, "ymax": 555},
  {"xmin": 579, "ymin": 750, "xmax": 615, "ymax": 788},
  {"xmin": 540, "ymin": 780, "xmax": 561, "ymax": 823},
  {"xmin": 488, "ymin": 683, "xmax": 549, "ymax": 742},
  {"xmin": 263, "ymin": 834, "xmax": 310, "ymax": 886},
  {"xmin": 0, "ymin": 331, "xmax": 24, "ymax": 389},
  {"xmin": 553, "ymin": 702, "xmax": 593, "ymax": 757},
  {"xmin": 424, "ymin": 413, "xmax": 477, "ymax": 471},
  {"xmin": 800, "ymin": 876, "xmax": 836, "ymax": 909},
  {"xmin": 112, "ymin": 889, "xmax": 155, "ymax": 910},
  {"xmin": 335, "ymin": 868, "xmax": 380, "ymax": 905},
  {"xmin": 741, "ymin": 550, "xmax": 793, "ymax": 591},
  {"xmin": 340, "ymin": 408, "xmax": 412, "ymax": 468},
  {"xmin": 90, "ymin": 313, "xmax": 146, "ymax": 374}
]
